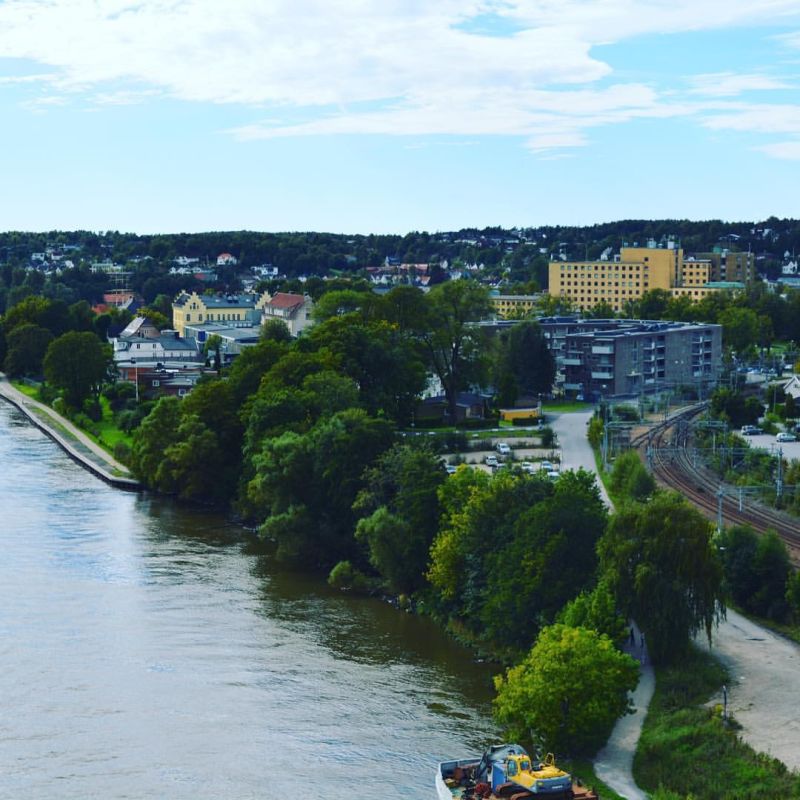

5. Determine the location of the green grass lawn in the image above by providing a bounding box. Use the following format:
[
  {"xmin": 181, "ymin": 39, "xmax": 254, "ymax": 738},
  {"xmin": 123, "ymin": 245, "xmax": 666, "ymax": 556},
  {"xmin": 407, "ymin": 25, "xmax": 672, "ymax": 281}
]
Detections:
[
  {"xmin": 93, "ymin": 396, "xmax": 133, "ymax": 452},
  {"xmin": 10, "ymin": 380, "xmax": 39, "ymax": 399},
  {"xmin": 633, "ymin": 646, "xmax": 800, "ymax": 799},
  {"xmin": 542, "ymin": 400, "xmax": 590, "ymax": 413}
]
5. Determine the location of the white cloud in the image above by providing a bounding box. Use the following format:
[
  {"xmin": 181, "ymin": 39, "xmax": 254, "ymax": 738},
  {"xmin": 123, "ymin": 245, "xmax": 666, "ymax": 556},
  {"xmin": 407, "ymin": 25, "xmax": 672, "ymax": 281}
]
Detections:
[
  {"xmin": 757, "ymin": 140, "xmax": 800, "ymax": 159},
  {"xmin": 0, "ymin": 0, "xmax": 797, "ymax": 151},
  {"xmin": 702, "ymin": 103, "xmax": 800, "ymax": 135},
  {"xmin": 687, "ymin": 72, "xmax": 793, "ymax": 96}
]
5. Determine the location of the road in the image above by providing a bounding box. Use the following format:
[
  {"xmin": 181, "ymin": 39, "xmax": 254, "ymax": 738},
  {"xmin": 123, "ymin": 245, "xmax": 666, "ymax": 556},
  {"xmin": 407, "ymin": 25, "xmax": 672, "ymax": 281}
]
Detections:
[{"xmin": 549, "ymin": 410, "xmax": 612, "ymax": 507}]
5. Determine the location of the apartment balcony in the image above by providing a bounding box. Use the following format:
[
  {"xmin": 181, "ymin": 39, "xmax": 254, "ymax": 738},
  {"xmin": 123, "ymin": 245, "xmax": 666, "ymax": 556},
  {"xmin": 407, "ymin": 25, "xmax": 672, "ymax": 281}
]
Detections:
[
  {"xmin": 591, "ymin": 345, "xmax": 613, "ymax": 355},
  {"xmin": 591, "ymin": 371, "xmax": 614, "ymax": 380},
  {"xmin": 562, "ymin": 357, "xmax": 582, "ymax": 366},
  {"xmin": 563, "ymin": 382, "xmax": 583, "ymax": 391}
]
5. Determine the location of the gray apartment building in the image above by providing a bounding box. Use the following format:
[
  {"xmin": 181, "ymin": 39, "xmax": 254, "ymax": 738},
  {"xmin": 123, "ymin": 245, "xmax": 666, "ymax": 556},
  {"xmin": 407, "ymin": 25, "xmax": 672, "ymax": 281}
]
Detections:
[{"xmin": 538, "ymin": 318, "xmax": 722, "ymax": 400}]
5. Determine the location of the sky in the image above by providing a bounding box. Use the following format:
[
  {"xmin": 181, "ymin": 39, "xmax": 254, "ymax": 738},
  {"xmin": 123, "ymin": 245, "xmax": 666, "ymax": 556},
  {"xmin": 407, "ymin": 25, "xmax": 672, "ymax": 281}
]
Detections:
[{"xmin": 0, "ymin": 0, "xmax": 799, "ymax": 235}]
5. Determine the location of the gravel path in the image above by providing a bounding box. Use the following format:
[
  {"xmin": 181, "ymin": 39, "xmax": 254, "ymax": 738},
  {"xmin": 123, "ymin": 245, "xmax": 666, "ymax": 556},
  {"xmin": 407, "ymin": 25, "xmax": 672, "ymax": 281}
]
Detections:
[{"xmin": 696, "ymin": 608, "xmax": 800, "ymax": 771}]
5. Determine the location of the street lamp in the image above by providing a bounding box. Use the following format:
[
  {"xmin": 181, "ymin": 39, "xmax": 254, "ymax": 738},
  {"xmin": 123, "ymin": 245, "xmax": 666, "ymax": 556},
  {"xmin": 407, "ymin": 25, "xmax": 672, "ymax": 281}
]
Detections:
[{"xmin": 131, "ymin": 358, "xmax": 139, "ymax": 402}]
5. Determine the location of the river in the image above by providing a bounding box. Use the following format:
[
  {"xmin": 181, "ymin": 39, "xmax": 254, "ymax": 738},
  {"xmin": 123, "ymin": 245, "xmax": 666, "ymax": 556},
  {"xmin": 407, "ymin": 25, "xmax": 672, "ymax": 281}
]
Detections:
[{"xmin": 0, "ymin": 402, "xmax": 499, "ymax": 799}]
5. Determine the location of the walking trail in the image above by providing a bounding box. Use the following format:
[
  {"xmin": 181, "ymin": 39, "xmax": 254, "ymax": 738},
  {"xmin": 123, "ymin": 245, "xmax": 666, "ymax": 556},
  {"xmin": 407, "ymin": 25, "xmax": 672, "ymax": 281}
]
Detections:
[
  {"xmin": 550, "ymin": 410, "xmax": 652, "ymax": 799},
  {"xmin": 551, "ymin": 408, "xmax": 800, "ymax": 797},
  {"xmin": 0, "ymin": 374, "xmax": 138, "ymax": 486}
]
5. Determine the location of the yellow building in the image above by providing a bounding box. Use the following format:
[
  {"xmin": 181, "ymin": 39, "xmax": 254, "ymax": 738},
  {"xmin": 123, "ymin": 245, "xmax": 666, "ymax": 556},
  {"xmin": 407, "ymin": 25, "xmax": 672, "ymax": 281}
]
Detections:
[
  {"xmin": 490, "ymin": 293, "xmax": 540, "ymax": 319},
  {"xmin": 172, "ymin": 291, "xmax": 271, "ymax": 337},
  {"xmin": 548, "ymin": 244, "xmax": 743, "ymax": 314}
]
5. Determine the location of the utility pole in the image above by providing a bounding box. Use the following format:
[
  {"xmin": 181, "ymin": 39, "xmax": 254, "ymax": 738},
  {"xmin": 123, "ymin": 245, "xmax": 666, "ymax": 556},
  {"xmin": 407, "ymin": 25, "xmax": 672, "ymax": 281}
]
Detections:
[{"xmin": 717, "ymin": 486, "xmax": 724, "ymax": 533}]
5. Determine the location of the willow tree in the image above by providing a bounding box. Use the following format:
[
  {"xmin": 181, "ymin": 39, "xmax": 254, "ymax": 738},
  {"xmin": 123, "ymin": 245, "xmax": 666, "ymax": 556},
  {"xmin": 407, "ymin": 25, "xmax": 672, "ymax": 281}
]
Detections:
[{"xmin": 598, "ymin": 491, "xmax": 725, "ymax": 664}]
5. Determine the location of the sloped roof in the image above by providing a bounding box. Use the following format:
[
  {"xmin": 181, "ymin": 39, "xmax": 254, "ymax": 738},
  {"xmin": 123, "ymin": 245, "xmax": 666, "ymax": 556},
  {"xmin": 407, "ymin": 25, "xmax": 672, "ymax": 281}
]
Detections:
[{"xmin": 267, "ymin": 292, "xmax": 305, "ymax": 310}]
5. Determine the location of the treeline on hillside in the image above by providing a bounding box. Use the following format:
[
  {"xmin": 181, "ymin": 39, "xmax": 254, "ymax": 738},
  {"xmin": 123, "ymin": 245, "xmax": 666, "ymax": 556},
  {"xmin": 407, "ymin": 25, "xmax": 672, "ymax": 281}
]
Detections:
[{"xmin": 2, "ymin": 216, "xmax": 799, "ymax": 278}]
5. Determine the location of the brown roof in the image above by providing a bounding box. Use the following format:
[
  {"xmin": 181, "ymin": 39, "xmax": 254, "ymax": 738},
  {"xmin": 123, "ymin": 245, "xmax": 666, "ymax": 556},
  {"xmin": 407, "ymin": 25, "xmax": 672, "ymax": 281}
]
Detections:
[{"xmin": 267, "ymin": 292, "xmax": 305, "ymax": 310}]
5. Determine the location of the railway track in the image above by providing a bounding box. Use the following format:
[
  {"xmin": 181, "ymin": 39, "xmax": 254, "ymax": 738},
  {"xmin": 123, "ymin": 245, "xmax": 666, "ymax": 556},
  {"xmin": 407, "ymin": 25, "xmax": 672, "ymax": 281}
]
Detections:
[{"xmin": 633, "ymin": 404, "xmax": 800, "ymax": 565}]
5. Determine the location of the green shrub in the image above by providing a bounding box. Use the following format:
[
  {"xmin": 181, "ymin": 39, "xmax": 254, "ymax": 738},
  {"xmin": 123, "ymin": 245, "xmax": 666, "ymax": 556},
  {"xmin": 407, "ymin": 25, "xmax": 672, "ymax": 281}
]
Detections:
[{"xmin": 327, "ymin": 560, "xmax": 371, "ymax": 593}]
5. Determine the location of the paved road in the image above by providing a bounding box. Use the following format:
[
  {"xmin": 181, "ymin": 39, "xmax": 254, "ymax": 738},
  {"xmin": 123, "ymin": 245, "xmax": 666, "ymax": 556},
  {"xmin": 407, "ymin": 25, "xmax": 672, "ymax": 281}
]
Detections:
[{"xmin": 549, "ymin": 411, "xmax": 612, "ymax": 507}]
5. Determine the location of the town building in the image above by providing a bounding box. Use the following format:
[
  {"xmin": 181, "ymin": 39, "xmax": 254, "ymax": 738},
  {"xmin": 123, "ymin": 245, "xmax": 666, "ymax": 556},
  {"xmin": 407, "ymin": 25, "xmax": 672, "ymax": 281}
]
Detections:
[
  {"xmin": 549, "ymin": 242, "xmax": 752, "ymax": 313},
  {"xmin": 544, "ymin": 318, "xmax": 722, "ymax": 400},
  {"xmin": 171, "ymin": 291, "xmax": 271, "ymax": 337},
  {"xmin": 489, "ymin": 293, "xmax": 541, "ymax": 319}
]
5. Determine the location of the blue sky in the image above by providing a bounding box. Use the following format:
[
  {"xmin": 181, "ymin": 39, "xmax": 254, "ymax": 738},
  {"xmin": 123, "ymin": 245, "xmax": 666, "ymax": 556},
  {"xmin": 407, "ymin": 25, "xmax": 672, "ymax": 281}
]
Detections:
[{"xmin": 0, "ymin": 1, "xmax": 798, "ymax": 234}]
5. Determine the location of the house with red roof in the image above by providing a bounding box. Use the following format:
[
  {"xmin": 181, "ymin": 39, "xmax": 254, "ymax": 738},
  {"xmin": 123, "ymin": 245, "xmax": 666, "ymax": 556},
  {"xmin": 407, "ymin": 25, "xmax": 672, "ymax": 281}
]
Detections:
[{"xmin": 261, "ymin": 292, "xmax": 314, "ymax": 337}]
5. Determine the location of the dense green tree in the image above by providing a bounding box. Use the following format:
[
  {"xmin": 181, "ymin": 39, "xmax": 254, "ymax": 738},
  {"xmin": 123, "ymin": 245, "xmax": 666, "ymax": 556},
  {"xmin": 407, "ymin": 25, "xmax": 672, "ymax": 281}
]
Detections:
[
  {"xmin": 610, "ymin": 449, "xmax": 655, "ymax": 501},
  {"xmin": 493, "ymin": 624, "xmax": 639, "ymax": 755},
  {"xmin": 247, "ymin": 409, "xmax": 394, "ymax": 565},
  {"xmin": 599, "ymin": 491, "xmax": 725, "ymax": 664},
  {"xmin": 558, "ymin": 577, "xmax": 628, "ymax": 645},
  {"xmin": 43, "ymin": 331, "xmax": 110, "ymax": 407},
  {"xmin": 353, "ymin": 443, "xmax": 445, "ymax": 593},
  {"xmin": 420, "ymin": 281, "xmax": 492, "ymax": 422},
  {"xmin": 129, "ymin": 396, "xmax": 183, "ymax": 490},
  {"xmin": 428, "ymin": 469, "xmax": 606, "ymax": 652},
  {"xmin": 495, "ymin": 320, "xmax": 556, "ymax": 401},
  {"xmin": 3, "ymin": 323, "xmax": 53, "ymax": 377},
  {"xmin": 718, "ymin": 306, "xmax": 760, "ymax": 353}
]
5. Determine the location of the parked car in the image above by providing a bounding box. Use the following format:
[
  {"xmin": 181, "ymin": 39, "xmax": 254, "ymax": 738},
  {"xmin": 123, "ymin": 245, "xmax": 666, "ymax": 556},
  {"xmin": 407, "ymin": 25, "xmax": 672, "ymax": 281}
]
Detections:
[
  {"xmin": 445, "ymin": 464, "xmax": 458, "ymax": 474},
  {"xmin": 545, "ymin": 470, "xmax": 561, "ymax": 480},
  {"xmin": 519, "ymin": 461, "xmax": 535, "ymax": 474},
  {"xmin": 540, "ymin": 460, "xmax": 554, "ymax": 471},
  {"xmin": 496, "ymin": 442, "xmax": 511, "ymax": 456},
  {"xmin": 777, "ymin": 432, "xmax": 797, "ymax": 443},
  {"xmin": 485, "ymin": 455, "xmax": 499, "ymax": 468},
  {"xmin": 741, "ymin": 425, "xmax": 761, "ymax": 436}
]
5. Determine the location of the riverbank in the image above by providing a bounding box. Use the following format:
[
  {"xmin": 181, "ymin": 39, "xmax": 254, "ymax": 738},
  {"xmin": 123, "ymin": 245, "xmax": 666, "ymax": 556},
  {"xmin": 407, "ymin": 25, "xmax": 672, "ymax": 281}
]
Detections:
[{"xmin": 0, "ymin": 375, "xmax": 141, "ymax": 491}]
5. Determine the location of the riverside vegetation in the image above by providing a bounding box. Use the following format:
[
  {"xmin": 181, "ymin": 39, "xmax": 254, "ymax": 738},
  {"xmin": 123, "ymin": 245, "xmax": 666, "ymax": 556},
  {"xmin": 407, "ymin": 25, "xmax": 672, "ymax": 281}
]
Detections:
[{"xmin": 3, "ymin": 284, "xmax": 800, "ymax": 795}]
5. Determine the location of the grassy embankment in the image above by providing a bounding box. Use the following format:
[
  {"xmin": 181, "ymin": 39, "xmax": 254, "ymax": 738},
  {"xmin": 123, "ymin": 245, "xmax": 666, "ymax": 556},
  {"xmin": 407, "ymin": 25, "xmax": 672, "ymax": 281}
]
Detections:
[
  {"xmin": 634, "ymin": 646, "xmax": 800, "ymax": 799},
  {"xmin": 11, "ymin": 380, "xmax": 132, "ymax": 458}
]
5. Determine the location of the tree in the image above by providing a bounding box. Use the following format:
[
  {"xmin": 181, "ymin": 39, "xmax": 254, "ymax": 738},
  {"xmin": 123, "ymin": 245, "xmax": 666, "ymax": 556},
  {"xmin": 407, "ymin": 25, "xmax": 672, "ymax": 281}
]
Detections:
[
  {"xmin": 247, "ymin": 409, "xmax": 394, "ymax": 565},
  {"xmin": 3, "ymin": 323, "xmax": 53, "ymax": 377},
  {"xmin": 493, "ymin": 624, "xmax": 639, "ymax": 755},
  {"xmin": 718, "ymin": 306, "xmax": 760, "ymax": 354},
  {"xmin": 353, "ymin": 443, "xmax": 445, "ymax": 593},
  {"xmin": 43, "ymin": 331, "xmax": 110, "ymax": 407},
  {"xmin": 129, "ymin": 396, "xmax": 183, "ymax": 491},
  {"xmin": 599, "ymin": 491, "xmax": 725, "ymax": 664},
  {"xmin": 498, "ymin": 320, "xmax": 556, "ymax": 400},
  {"xmin": 558, "ymin": 577, "xmax": 628, "ymax": 645},
  {"xmin": 610, "ymin": 450, "xmax": 655, "ymax": 502},
  {"xmin": 420, "ymin": 281, "xmax": 492, "ymax": 423}
]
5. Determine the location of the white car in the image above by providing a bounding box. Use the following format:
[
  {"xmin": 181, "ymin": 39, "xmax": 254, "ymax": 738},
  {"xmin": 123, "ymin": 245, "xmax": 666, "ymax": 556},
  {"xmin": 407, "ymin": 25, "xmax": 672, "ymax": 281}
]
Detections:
[
  {"xmin": 519, "ymin": 461, "xmax": 535, "ymax": 474},
  {"xmin": 485, "ymin": 455, "xmax": 499, "ymax": 468},
  {"xmin": 496, "ymin": 442, "xmax": 511, "ymax": 456},
  {"xmin": 777, "ymin": 432, "xmax": 797, "ymax": 443},
  {"xmin": 540, "ymin": 460, "xmax": 554, "ymax": 472}
]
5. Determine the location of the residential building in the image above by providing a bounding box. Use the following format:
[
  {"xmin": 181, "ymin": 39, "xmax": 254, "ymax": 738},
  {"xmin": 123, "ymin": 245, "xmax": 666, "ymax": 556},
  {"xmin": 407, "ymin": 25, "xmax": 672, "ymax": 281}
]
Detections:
[
  {"xmin": 260, "ymin": 292, "xmax": 314, "ymax": 337},
  {"xmin": 549, "ymin": 242, "xmax": 751, "ymax": 313},
  {"xmin": 216, "ymin": 252, "xmax": 238, "ymax": 266},
  {"xmin": 555, "ymin": 319, "xmax": 722, "ymax": 400},
  {"xmin": 171, "ymin": 290, "xmax": 271, "ymax": 337}
]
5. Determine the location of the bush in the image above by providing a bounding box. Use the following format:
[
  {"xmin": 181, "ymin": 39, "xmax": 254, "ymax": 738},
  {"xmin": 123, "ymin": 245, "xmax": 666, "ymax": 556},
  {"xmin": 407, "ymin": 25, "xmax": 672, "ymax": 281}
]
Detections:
[
  {"xmin": 113, "ymin": 442, "xmax": 131, "ymax": 464},
  {"xmin": 540, "ymin": 427, "xmax": 556, "ymax": 448},
  {"xmin": 327, "ymin": 560, "xmax": 371, "ymax": 593},
  {"xmin": 82, "ymin": 397, "xmax": 102, "ymax": 422},
  {"xmin": 613, "ymin": 404, "xmax": 639, "ymax": 422}
]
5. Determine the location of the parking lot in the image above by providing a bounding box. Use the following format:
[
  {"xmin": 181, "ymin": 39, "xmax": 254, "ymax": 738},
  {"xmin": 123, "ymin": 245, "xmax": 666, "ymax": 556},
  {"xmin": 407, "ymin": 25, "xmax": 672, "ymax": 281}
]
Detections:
[{"xmin": 743, "ymin": 431, "xmax": 800, "ymax": 460}]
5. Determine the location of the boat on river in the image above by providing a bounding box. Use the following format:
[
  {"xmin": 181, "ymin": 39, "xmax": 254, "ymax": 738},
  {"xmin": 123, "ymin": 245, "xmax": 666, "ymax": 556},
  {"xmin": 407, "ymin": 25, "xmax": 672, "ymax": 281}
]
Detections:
[{"xmin": 436, "ymin": 743, "xmax": 598, "ymax": 799}]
